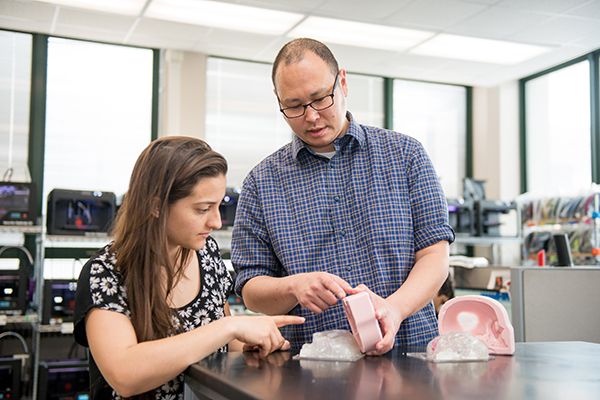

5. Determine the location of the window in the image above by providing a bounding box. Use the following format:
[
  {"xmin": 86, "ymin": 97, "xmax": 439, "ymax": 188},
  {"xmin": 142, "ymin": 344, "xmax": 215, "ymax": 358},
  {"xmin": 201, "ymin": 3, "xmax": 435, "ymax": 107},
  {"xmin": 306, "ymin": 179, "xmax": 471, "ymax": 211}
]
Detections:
[
  {"xmin": 345, "ymin": 73, "xmax": 384, "ymax": 128},
  {"xmin": 524, "ymin": 60, "xmax": 591, "ymax": 195},
  {"xmin": 0, "ymin": 30, "xmax": 32, "ymax": 182},
  {"xmin": 393, "ymin": 80, "xmax": 467, "ymax": 198},
  {"xmin": 43, "ymin": 38, "xmax": 154, "ymax": 209},
  {"xmin": 205, "ymin": 57, "xmax": 292, "ymax": 189}
]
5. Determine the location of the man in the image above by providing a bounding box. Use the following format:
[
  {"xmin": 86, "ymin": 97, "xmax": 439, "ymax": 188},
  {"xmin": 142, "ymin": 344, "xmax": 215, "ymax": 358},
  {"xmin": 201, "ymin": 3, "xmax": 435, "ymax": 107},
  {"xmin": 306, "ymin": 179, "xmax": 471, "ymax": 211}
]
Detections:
[{"xmin": 232, "ymin": 38, "xmax": 454, "ymax": 355}]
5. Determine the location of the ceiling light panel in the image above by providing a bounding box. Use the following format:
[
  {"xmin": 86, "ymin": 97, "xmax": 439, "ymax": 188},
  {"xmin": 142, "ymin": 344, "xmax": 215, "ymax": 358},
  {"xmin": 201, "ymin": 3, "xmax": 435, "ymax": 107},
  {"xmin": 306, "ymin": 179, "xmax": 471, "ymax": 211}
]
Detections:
[
  {"xmin": 410, "ymin": 34, "xmax": 552, "ymax": 65},
  {"xmin": 33, "ymin": 0, "xmax": 147, "ymax": 16},
  {"xmin": 145, "ymin": 0, "xmax": 305, "ymax": 36},
  {"xmin": 288, "ymin": 16, "xmax": 435, "ymax": 52}
]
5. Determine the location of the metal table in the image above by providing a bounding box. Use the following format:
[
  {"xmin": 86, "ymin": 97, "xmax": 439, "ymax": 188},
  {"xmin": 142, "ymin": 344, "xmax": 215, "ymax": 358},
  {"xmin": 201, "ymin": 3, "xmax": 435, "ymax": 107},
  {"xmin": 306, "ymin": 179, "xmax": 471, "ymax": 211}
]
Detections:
[{"xmin": 185, "ymin": 341, "xmax": 600, "ymax": 400}]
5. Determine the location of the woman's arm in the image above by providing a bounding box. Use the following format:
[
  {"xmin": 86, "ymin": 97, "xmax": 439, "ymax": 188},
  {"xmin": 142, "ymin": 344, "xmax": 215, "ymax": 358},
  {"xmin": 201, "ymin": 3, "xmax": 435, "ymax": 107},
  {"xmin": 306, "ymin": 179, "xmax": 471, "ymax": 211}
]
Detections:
[
  {"xmin": 224, "ymin": 302, "xmax": 246, "ymax": 352},
  {"xmin": 86, "ymin": 308, "xmax": 303, "ymax": 397}
]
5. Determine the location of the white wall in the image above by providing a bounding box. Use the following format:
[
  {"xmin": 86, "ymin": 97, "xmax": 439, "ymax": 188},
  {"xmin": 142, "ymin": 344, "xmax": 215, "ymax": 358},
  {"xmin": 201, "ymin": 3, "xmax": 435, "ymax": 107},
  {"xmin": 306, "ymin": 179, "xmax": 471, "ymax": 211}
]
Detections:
[
  {"xmin": 473, "ymin": 82, "xmax": 521, "ymax": 202},
  {"xmin": 161, "ymin": 50, "xmax": 207, "ymax": 139},
  {"xmin": 473, "ymin": 82, "xmax": 522, "ymax": 265}
]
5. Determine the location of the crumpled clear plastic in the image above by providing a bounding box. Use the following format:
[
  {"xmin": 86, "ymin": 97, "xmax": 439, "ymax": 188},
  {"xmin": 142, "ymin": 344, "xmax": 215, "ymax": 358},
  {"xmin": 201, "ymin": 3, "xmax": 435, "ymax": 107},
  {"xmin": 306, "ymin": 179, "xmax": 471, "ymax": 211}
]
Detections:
[
  {"xmin": 295, "ymin": 330, "xmax": 364, "ymax": 362},
  {"xmin": 425, "ymin": 331, "xmax": 489, "ymax": 363}
]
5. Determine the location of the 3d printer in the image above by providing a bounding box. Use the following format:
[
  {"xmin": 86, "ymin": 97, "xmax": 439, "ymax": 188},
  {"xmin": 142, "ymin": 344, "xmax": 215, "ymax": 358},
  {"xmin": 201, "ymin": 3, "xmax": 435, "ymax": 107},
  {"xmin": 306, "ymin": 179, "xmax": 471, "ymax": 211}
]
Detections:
[
  {"xmin": 447, "ymin": 179, "xmax": 517, "ymax": 237},
  {"xmin": 447, "ymin": 198, "xmax": 475, "ymax": 236},
  {"xmin": 0, "ymin": 246, "xmax": 34, "ymax": 316},
  {"xmin": 0, "ymin": 357, "xmax": 21, "ymax": 400},
  {"xmin": 474, "ymin": 199, "xmax": 517, "ymax": 237},
  {"xmin": 219, "ymin": 188, "xmax": 240, "ymax": 228},
  {"xmin": 42, "ymin": 279, "xmax": 78, "ymax": 325},
  {"xmin": 0, "ymin": 182, "xmax": 37, "ymax": 226},
  {"xmin": 38, "ymin": 359, "xmax": 89, "ymax": 400},
  {"xmin": 47, "ymin": 189, "xmax": 116, "ymax": 235}
]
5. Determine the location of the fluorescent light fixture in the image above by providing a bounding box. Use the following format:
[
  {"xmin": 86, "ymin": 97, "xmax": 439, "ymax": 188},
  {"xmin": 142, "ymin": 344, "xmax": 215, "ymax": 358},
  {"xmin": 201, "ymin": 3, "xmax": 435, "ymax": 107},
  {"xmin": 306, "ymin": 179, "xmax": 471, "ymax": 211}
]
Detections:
[
  {"xmin": 145, "ymin": 0, "xmax": 304, "ymax": 36},
  {"xmin": 33, "ymin": 0, "xmax": 147, "ymax": 16},
  {"xmin": 410, "ymin": 34, "xmax": 552, "ymax": 65},
  {"xmin": 288, "ymin": 16, "xmax": 435, "ymax": 52}
]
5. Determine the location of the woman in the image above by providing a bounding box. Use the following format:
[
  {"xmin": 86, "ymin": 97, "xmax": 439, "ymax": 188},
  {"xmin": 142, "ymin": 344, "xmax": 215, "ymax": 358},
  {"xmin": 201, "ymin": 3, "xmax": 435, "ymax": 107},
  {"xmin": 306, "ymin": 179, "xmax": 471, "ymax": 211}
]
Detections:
[{"xmin": 73, "ymin": 136, "xmax": 304, "ymax": 400}]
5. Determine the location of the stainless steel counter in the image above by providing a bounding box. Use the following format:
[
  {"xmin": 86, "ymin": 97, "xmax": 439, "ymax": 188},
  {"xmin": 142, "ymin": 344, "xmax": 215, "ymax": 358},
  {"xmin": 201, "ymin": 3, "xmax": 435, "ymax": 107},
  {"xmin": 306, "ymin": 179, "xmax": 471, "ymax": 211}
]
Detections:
[{"xmin": 185, "ymin": 341, "xmax": 600, "ymax": 400}]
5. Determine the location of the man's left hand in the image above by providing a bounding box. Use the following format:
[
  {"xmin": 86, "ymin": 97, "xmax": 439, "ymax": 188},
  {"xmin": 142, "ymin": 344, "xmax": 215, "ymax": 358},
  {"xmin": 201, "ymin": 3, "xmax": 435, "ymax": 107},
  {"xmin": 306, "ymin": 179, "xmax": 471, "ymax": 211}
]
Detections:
[{"xmin": 352, "ymin": 284, "xmax": 403, "ymax": 356}]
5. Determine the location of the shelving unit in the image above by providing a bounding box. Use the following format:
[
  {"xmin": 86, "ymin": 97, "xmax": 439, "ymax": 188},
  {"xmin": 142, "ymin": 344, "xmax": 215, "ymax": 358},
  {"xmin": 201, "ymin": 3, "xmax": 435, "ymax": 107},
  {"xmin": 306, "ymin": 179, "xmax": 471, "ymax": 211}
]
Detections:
[
  {"xmin": 520, "ymin": 193, "xmax": 600, "ymax": 266},
  {"xmin": 454, "ymin": 235, "xmax": 523, "ymax": 265},
  {"xmin": 0, "ymin": 224, "xmax": 110, "ymax": 400},
  {"xmin": 0, "ymin": 226, "xmax": 42, "ymax": 400}
]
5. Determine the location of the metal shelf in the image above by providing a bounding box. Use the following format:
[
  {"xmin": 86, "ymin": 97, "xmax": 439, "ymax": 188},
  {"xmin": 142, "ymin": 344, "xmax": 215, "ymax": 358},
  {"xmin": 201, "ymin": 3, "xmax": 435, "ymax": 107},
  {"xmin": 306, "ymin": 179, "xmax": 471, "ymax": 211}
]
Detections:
[
  {"xmin": 43, "ymin": 234, "xmax": 111, "ymax": 248},
  {"xmin": 454, "ymin": 235, "xmax": 523, "ymax": 266},
  {"xmin": 0, "ymin": 225, "xmax": 43, "ymax": 234},
  {"xmin": 454, "ymin": 235, "xmax": 522, "ymax": 246}
]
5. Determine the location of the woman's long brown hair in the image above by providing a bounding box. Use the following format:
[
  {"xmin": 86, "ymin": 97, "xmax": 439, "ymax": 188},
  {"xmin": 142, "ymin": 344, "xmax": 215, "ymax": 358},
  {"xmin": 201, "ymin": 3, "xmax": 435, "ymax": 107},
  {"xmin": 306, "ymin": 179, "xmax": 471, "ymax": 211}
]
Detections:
[{"xmin": 109, "ymin": 136, "xmax": 227, "ymax": 399}]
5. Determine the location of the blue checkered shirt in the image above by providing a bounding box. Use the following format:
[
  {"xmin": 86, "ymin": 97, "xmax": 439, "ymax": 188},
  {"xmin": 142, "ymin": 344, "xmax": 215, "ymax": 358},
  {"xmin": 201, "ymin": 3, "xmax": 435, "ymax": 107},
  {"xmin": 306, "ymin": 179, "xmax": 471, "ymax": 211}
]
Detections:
[{"xmin": 232, "ymin": 112, "xmax": 455, "ymax": 351}]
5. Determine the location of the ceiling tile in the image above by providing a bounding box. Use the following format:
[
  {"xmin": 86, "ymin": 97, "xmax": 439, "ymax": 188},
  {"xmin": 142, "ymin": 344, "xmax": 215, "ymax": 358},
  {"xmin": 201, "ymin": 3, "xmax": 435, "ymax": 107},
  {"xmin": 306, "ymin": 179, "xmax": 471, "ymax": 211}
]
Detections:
[
  {"xmin": 327, "ymin": 43, "xmax": 402, "ymax": 71},
  {"xmin": 455, "ymin": 0, "xmax": 503, "ymax": 4},
  {"xmin": 0, "ymin": 0, "xmax": 56, "ymax": 20},
  {"xmin": 378, "ymin": 52, "xmax": 451, "ymax": 71},
  {"xmin": 126, "ymin": 34, "xmax": 198, "ymax": 51},
  {"xmin": 234, "ymin": 0, "xmax": 323, "ymax": 13},
  {"xmin": 415, "ymin": 69, "xmax": 481, "ymax": 85},
  {"xmin": 0, "ymin": 16, "xmax": 53, "ymax": 33},
  {"xmin": 509, "ymin": 15, "xmax": 600, "ymax": 45},
  {"xmin": 314, "ymin": 0, "xmax": 413, "ymax": 21},
  {"xmin": 446, "ymin": 6, "xmax": 551, "ymax": 39},
  {"xmin": 134, "ymin": 18, "xmax": 212, "ymax": 41},
  {"xmin": 56, "ymin": 8, "xmax": 136, "ymax": 31},
  {"xmin": 385, "ymin": 0, "xmax": 487, "ymax": 30},
  {"xmin": 428, "ymin": 58, "xmax": 506, "ymax": 77},
  {"xmin": 498, "ymin": 0, "xmax": 591, "ymax": 14},
  {"xmin": 51, "ymin": 25, "xmax": 128, "ymax": 44},
  {"xmin": 193, "ymin": 28, "xmax": 280, "ymax": 60},
  {"xmin": 247, "ymin": 36, "xmax": 297, "ymax": 64},
  {"xmin": 567, "ymin": 1, "xmax": 600, "ymax": 19},
  {"xmin": 571, "ymin": 31, "xmax": 600, "ymax": 48}
]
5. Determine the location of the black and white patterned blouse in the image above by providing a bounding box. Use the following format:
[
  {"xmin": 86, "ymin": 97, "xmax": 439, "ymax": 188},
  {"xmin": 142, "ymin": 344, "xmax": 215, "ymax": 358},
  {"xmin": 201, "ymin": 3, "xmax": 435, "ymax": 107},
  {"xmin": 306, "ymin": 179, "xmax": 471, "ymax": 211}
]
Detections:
[{"xmin": 73, "ymin": 236, "xmax": 233, "ymax": 400}]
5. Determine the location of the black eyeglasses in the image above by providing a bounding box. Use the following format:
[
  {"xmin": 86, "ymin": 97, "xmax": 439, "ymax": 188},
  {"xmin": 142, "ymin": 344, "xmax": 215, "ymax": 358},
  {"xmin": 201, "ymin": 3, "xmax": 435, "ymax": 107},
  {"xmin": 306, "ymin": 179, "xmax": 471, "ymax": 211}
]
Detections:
[{"xmin": 278, "ymin": 73, "xmax": 339, "ymax": 119}]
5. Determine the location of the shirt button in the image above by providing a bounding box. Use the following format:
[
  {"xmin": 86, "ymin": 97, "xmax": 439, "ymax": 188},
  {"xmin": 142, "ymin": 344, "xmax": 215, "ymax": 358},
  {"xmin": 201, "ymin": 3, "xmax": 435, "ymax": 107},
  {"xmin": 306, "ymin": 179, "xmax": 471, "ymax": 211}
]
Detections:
[
  {"xmin": 341, "ymin": 230, "xmax": 346, "ymax": 236},
  {"xmin": 330, "ymin": 162, "xmax": 334, "ymax": 168},
  {"xmin": 346, "ymin": 265, "xmax": 352, "ymax": 271},
  {"xmin": 334, "ymin": 196, "xmax": 340, "ymax": 202}
]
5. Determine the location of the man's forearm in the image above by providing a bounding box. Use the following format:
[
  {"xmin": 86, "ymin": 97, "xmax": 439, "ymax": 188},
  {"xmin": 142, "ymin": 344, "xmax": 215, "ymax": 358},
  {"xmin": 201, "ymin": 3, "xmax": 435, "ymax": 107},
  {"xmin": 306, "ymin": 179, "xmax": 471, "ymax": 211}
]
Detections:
[
  {"xmin": 387, "ymin": 241, "xmax": 449, "ymax": 320},
  {"xmin": 241, "ymin": 275, "xmax": 299, "ymax": 315}
]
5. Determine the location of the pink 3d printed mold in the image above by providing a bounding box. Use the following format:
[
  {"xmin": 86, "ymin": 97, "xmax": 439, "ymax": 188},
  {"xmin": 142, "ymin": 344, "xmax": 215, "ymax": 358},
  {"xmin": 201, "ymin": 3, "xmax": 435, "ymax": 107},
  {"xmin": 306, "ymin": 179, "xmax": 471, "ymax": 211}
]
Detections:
[
  {"xmin": 437, "ymin": 295, "xmax": 515, "ymax": 355},
  {"xmin": 342, "ymin": 291, "xmax": 382, "ymax": 353}
]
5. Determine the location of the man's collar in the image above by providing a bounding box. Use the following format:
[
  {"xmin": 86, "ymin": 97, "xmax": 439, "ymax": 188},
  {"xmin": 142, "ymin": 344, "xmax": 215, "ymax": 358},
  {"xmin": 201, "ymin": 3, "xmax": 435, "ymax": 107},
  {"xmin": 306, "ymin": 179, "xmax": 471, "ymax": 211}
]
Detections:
[{"xmin": 292, "ymin": 111, "xmax": 366, "ymax": 159}]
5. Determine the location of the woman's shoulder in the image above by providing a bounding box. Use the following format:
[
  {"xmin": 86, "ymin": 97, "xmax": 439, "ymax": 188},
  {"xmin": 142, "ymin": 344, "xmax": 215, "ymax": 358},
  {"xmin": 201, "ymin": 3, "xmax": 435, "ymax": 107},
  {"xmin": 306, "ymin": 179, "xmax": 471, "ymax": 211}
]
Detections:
[
  {"xmin": 79, "ymin": 244, "xmax": 126, "ymax": 305},
  {"xmin": 82, "ymin": 244, "xmax": 121, "ymax": 280}
]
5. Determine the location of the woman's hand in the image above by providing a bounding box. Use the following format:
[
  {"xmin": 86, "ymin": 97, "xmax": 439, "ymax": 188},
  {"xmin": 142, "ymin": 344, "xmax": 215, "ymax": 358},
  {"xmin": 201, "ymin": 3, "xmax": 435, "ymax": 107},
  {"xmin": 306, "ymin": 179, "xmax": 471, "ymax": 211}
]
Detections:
[{"xmin": 230, "ymin": 315, "xmax": 304, "ymax": 358}]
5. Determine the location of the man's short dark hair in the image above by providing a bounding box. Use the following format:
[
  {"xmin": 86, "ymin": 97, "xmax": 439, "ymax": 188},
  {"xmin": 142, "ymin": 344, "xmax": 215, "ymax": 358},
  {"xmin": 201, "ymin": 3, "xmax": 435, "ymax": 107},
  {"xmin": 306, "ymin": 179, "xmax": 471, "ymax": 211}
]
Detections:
[
  {"xmin": 438, "ymin": 274, "xmax": 455, "ymax": 299},
  {"xmin": 271, "ymin": 38, "xmax": 339, "ymax": 89}
]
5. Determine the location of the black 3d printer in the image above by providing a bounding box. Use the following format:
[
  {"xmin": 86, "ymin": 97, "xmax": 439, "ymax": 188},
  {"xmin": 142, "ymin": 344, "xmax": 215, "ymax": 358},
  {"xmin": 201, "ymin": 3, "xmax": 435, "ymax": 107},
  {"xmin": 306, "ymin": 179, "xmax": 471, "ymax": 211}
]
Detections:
[
  {"xmin": 42, "ymin": 279, "xmax": 78, "ymax": 325},
  {"xmin": 38, "ymin": 359, "xmax": 89, "ymax": 400},
  {"xmin": 219, "ymin": 188, "xmax": 240, "ymax": 228},
  {"xmin": 0, "ymin": 182, "xmax": 37, "ymax": 226},
  {"xmin": 0, "ymin": 246, "xmax": 34, "ymax": 316},
  {"xmin": 447, "ymin": 178, "xmax": 516, "ymax": 237},
  {"xmin": 47, "ymin": 189, "xmax": 116, "ymax": 235}
]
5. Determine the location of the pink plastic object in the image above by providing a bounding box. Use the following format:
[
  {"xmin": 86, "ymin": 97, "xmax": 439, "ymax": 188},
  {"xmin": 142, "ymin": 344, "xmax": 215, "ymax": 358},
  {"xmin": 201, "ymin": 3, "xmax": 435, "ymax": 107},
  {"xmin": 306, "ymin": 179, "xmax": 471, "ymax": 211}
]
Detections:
[
  {"xmin": 438, "ymin": 295, "xmax": 515, "ymax": 355},
  {"xmin": 342, "ymin": 292, "xmax": 382, "ymax": 353}
]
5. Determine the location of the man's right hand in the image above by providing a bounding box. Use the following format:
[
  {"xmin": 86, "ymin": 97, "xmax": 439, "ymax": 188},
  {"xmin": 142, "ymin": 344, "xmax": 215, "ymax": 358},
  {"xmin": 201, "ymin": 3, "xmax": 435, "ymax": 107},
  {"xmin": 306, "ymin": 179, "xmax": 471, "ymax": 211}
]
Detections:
[{"xmin": 291, "ymin": 272, "xmax": 354, "ymax": 314}]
